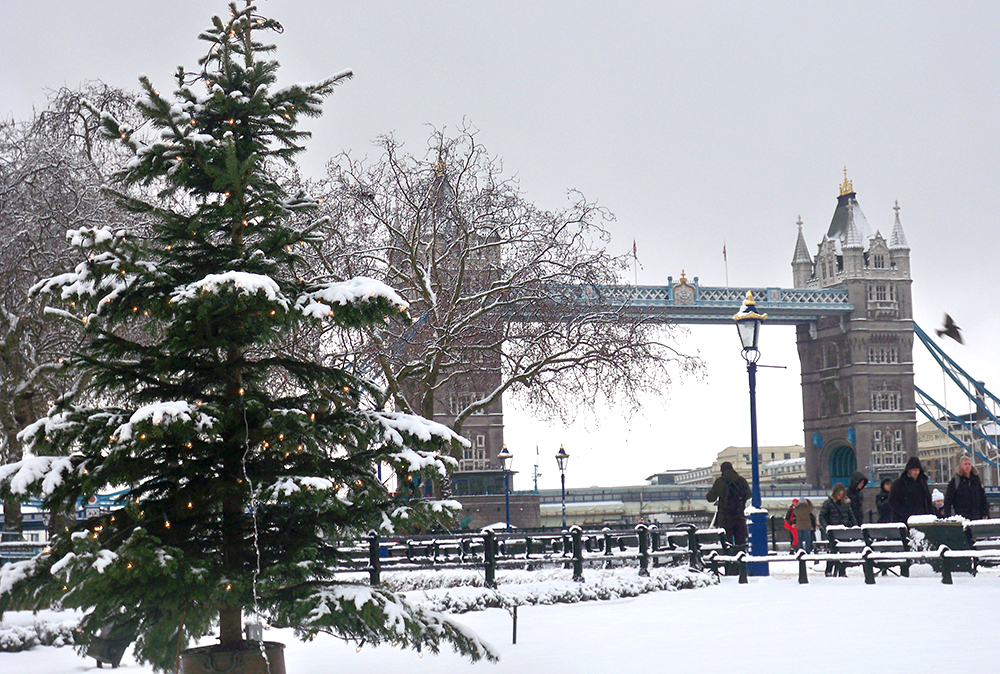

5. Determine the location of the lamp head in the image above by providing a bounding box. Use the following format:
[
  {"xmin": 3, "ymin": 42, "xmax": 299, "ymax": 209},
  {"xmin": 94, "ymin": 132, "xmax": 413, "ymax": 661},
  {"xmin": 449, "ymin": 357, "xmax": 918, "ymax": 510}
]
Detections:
[
  {"xmin": 733, "ymin": 291, "xmax": 767, "ymax": 360},
  {"xmin": 555, "ymin": 444, "xmax": 569, "ymax": 471},
  {"xmin": 497, "ymin": 444, "xmax": 513, "ymax": 471}
]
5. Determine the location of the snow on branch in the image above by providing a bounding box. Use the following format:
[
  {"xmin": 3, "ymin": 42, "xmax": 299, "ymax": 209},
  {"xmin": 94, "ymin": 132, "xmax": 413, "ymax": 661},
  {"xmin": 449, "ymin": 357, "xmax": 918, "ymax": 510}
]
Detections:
[
  {"xmin": 31, "ymin": 256, "xmax": 128, "ymax": 304},
  {"xmin": 0, "ymin": 455, "xmax": 77, "ymax": 496},
  {"xmin": 296, "ymin": 276, "xmax": 408, "ymax": 319},
  {"xmin": 170, "ymin": 271, "xmax": 290, "ymax": 308},
  {"xmin": 0, "ymin": 558, "xmax": 44, "ymax": 597},
  {"xmin": 365, "ymin": 410, "xmax": 468, "ymax": 451},
  {"xmin": 113, "ymin": 400, "xmax": 216, "ymax": 442},
  {"xmin": 67, "ymin": 226, "xmax": 116, "ymax": 248},
  {"xmin": 264, "ymin": 476, "xmax": 336, "ymax": 499},
  {"xmin": 17, "ymin": 410, "xmax": 76, "ymax": 447},
  {"xmin": 284, "ymin": 583, "xmax": 498, "ymax": 663}
]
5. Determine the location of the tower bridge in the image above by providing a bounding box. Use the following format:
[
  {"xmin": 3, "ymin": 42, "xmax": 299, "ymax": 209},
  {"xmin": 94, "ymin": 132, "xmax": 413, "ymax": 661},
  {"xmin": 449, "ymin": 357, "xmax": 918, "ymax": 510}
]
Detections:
[
  {"xmin": 456, "ymin": 174, "xmax": 919, "ymax": 493},
  {"xmin": 451, "ymin": 172, "xmax": 997, "ymax": 495},
  {"xmin": 558, "ymin": 279, "xmax": 853, "ymax": 325}
]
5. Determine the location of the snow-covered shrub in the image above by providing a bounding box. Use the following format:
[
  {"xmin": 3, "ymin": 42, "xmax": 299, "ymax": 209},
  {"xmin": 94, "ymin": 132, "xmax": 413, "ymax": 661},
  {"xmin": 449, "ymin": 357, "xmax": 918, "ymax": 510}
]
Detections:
[{"xmin": 0, "ymin": 619, "xmax": 77, "ymax": 652}]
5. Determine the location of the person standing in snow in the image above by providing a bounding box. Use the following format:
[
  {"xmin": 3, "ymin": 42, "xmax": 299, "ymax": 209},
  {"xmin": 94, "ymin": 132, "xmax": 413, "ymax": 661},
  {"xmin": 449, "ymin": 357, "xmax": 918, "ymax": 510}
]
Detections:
[
  {"xmin": 819, "ymin": 483, "xmax": 857, "ymax": 530},
  {"xmin": 706, "ymin": 461, "xmax": 752, "ymax": 547},
  {"xmin": 783, "ymin": 499, "xmax": 799, "ymax": 549},
  {"xmin": 943, "ymin": 455, "xmax": 990, "ymax": 520},
  {"xmin": 876, "ymin": 477, "xmax": 893, "ymax": 523},
  {"xmin": 819, "ymin": 484, "xmax": 856, "ymax": 576},
  {"xmin": 888, "ymin": 456, "xmax": 935, "ymax": 523},
  {"xmin": 847, "ymin": 470, "xmax": 869, "ymax": 524},
  {"xmin": 794, "ymin": 498, "xmax": 816, "ymax": 554}
]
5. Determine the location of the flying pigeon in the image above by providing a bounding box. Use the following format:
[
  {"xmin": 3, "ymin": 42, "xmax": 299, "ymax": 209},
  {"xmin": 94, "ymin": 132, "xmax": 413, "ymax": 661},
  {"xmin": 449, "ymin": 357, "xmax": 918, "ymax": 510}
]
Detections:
[{"xmin": 936, "ymin": 313, "xmax": 963, "ymax": 344}]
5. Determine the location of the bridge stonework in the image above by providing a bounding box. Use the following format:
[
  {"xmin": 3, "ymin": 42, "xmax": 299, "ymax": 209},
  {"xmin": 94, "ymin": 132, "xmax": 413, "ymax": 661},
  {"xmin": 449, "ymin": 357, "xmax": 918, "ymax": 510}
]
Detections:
[{"xmin": 793, "ymin": 183, "xmax": 916, "ymax": 489}]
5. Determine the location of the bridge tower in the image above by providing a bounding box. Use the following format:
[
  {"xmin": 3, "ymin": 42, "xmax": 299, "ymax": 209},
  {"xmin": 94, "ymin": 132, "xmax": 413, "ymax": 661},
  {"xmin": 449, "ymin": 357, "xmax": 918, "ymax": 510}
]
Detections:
[{"xmin": 793, "ymin": 173, "xmax": 916, "ymax": 489}]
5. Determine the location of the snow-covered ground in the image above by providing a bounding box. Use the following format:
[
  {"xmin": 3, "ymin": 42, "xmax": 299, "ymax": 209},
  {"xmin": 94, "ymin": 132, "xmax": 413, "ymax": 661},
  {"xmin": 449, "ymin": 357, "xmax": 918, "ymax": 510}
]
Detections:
[{"xmin": 2, "ymin": 560, "xmax": 997, "ymax": 673}]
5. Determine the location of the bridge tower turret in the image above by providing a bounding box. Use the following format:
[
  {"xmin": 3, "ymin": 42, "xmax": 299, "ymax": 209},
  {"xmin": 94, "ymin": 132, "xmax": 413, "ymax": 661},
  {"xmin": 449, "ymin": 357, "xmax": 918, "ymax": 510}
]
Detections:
[
  {"xmin": 791, "ymin": 217, "xmax": 813, "ymax": 288},
  {"xmin": 792, "ymin": 173, "xmax": 916, "ymax": 490}
]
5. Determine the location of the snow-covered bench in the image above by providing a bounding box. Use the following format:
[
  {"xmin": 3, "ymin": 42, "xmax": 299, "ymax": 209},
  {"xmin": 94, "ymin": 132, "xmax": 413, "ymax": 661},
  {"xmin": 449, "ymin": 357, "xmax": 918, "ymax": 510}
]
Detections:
[
  {"xmin": 966, "ymin": 519, "xmax": 1000, "ymax": 566},
  {"xmin": 861, "ymin": 523, "xmax": 911, "ymax": 577}
]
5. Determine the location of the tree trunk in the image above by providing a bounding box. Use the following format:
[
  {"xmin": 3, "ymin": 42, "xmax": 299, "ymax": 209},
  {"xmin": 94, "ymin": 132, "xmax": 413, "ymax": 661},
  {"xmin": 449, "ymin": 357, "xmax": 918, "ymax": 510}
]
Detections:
[
  {"xmin": 220, "ymin": 480, "xmax": 245, "ymax": 647},
  {"xmin": 3, "ymin": 430, "xmax": 24, "ymax": 533},
  {"xmin": 2, "ymin": 496, "xmax": 22, "ymax": 533},
  {"xmin": 218, "ymin": 602, "xmax": 242, "ymax": 647}
]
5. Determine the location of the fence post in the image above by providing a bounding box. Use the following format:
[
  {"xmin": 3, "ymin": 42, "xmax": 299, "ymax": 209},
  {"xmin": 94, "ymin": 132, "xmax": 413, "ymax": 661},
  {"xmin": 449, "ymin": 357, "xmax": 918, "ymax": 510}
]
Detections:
[
  {"xmin": 796, "ymin": 549, "xmax": 808, "ymax": 584},
  {"xmin": 686, "ymin": 525, "xmax": 700, "ymax": 568},
  {"xmin": 637, "ymin": 524, "xmax": 650, "ymax": 577},
  {"xmin": 603, "ymin": 528, "xmax": 613, "ymax": 557},
  {"xmin": 770, "ymin": 516, "xmax": 777, "ymax": 552},
  {"xmin": 368, "ymin": 531, "xmax": 381, "ymax": 586},
  {"xmin": 484, "ymin": 530, "xmax": 497, "ymax": 589},
  {"xmin": 572, "ymin": 526, "xmax": 584, "ymax": 582},
  {"xmin": 939, "ymin": 547, "xmax": 953, "ymax": 585},
  {"xmin": 650, "ymin": 527, "xmax": 660, "ymax": 568}
]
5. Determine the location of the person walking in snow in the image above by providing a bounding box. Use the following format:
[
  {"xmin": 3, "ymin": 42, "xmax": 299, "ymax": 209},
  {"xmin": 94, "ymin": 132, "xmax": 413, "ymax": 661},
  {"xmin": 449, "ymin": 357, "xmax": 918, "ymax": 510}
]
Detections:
[
  {"xmin": 794, "ymin": 497, "xmax": 817, "ymax": 554},
  {"xmin": 943, "ymin": 455, "xmax": 990, "ymax": 520},
  {"xmin": 888, "ymin": 456, "xmax": 935, "ymax": 523},
  {"xmin": 706, "ymin": 461, "xmax": 751, "ymax": 548},
  {"xmin": 876, "ymin": 477, "xmax": 893, "ymax": 523},
  {"xmin": 847, "ymin": 470, "xmax": 869, "ymax": 524},
  {"xmin": 784, "ymin": 499, "xmax": 799, "ymax": 549}
]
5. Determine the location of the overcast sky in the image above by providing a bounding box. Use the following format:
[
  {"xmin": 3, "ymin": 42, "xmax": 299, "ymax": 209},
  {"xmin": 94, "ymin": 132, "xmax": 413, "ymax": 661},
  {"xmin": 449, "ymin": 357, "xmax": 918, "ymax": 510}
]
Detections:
[{"xmin": 3, "ymin": 2, "xmax": 999, "ymax": 490}]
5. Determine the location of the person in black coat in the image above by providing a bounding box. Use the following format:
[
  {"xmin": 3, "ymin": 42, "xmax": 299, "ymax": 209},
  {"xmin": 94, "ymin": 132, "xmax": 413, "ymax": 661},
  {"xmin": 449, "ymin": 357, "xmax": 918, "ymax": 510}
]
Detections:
[
  {"xmin": 875, "ymin": 477, "xmax": 893, "ymax": 523},
  {"xmin": 819, "ymin": 483, "xmax": 857, "ymax": 577},
  {"xmin": 706, "ymin": 461, "xmax": 752, "ymax": 547},
  {"xmin": 943, "ymin": 456, "xmax": 990, "ymax": 520},
  {"xmin": 819, "ymin": 483, "xmax": 857, "ymax": 530},
  {"xmin": 888, "ymin": 456, "xmax": 935, "ymax": 523},
  {"xmin": 847, "ymin": 470, "xmax": 869, "ymax": 524}
]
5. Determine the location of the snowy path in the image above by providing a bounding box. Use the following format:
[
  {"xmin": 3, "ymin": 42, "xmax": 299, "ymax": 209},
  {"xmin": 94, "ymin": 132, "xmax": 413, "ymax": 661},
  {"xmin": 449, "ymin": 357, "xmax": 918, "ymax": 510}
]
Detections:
[{"xmin": 2, "ymin": 562, "xmax": 996, "ymax": 673}]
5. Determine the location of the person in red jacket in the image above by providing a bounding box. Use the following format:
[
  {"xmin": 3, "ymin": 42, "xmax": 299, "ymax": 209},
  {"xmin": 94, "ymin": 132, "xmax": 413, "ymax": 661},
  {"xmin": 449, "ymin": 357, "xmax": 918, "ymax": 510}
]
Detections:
[{"xmin": 784, "ymin": 498, "xmax": 800, "ymax": 549}]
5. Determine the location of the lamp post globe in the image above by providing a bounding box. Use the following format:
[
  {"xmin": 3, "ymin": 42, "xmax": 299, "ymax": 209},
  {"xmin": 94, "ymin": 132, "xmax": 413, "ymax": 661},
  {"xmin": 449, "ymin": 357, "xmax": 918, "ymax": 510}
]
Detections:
[
  {"xmin": 733, "ymin": 291, "xmax": 769, "ymax": 576},
  {"xmin": 555, "ymin": 444, "xmax": 569, "ymax": 530},
  {"xmin": 497, "ymin": 444, "xmax": 513, "ymax": 531}
]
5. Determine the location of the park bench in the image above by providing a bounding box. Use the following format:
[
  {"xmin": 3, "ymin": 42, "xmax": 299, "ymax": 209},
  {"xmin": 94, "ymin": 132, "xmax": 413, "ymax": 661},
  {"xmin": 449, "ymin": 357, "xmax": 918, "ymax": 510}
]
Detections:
[
  {"xmin": 861, "ymin": 523, "xmax": 911, "ymax": 576},
  {"xmin": 823, "ymin": 526, "xmax": 866, "ymax": 577},
  {"xmin": 965, "ymin": 519, "xmax": 1000, "ymax": 564},
  {"xmin": 909, "ymin": 518, "xmax": 975, "ymax": 575},
  {"xmin": 693, "ymin": 528, "xmax": 745, "ymax": 575},
  {"xmin": 85, "ymin": 621, "xmax": 136, "ymax": 669}
]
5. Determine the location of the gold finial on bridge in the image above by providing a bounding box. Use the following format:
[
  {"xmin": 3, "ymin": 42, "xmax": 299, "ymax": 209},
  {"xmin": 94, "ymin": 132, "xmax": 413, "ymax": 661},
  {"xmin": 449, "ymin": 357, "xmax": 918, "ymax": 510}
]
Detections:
[{"xmin": 839, "ymin": 167, "xmax": 854, "ymax": 196}]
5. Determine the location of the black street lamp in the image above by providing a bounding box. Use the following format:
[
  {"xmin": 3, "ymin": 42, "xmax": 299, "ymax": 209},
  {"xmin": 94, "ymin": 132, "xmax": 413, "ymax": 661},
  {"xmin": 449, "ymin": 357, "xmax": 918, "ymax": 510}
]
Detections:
[
  {"xmin": 733, "ymin": 291, "xmax": 769, "ymax": 576},
  {"xmin": 555, "ymin": 444, "xmax": 570, "ymax": 530},
  {"xmin": 497, "ymin": 444, "xmax": 513, "ymax": 531}
]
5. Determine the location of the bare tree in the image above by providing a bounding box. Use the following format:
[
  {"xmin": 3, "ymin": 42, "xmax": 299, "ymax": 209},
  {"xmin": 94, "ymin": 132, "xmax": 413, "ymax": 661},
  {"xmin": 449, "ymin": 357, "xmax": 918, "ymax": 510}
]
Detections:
[
  {"xmin": 0, "ymin": 84, "xmax": 135, "ymax": 533},
  {"xmin": 323, "ymin": 126, "xmax": 703, "ymax": 450}
]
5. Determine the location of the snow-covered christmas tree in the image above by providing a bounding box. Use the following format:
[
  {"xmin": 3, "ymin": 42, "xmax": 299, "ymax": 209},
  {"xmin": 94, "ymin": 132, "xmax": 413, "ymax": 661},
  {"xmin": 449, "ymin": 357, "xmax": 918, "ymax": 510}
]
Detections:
[{"xmin": 0, "ymin": 3, "xmax": 495, "ymax": 670}]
